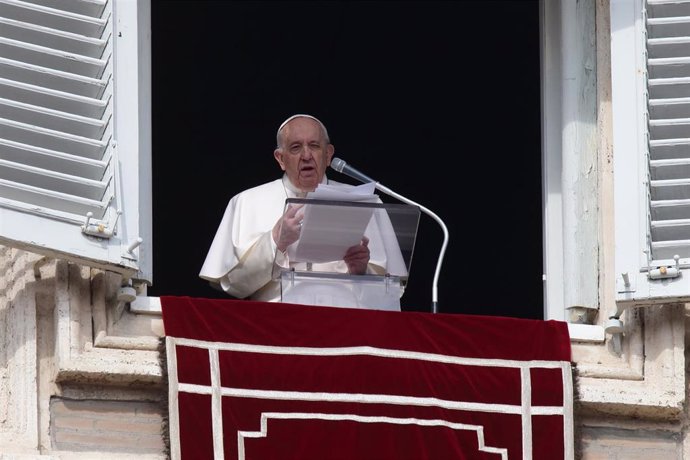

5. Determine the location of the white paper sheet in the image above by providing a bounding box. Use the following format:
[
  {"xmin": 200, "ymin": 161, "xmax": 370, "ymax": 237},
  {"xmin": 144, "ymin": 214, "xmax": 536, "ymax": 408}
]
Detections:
[
  {"xmin": 306, "ymin": 181, "xmax": 377, "ymax": 202},
  {"xmin": 292, "ymin": 182, "xmax": 378, "ymax": 263}
]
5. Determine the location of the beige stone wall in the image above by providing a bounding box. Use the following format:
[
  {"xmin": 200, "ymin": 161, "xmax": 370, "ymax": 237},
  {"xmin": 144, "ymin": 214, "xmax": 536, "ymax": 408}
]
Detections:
[
  {"xmin": 571, "ymin": 305, "xmax": 690, "ymax": 459},
  {"xmin": 0, "ymin": 247, "xmax": 166, "ymax": 459}
]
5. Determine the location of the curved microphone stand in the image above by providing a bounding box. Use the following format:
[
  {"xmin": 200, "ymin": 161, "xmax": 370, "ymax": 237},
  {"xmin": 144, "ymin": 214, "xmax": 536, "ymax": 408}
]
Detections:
[
  {"xmin": 373, "ymin": 182, "xmax": 449, "ymax": 314},
  {"xmin": 330, "ymin": 158, "xmax": 449, "ymax": 313}
]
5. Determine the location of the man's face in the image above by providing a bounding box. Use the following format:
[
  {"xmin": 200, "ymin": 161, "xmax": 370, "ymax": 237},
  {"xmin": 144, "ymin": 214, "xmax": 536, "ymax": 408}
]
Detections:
[{"xmin": 274, "ymin": 117, "xmax": 334, "ymax": 192}]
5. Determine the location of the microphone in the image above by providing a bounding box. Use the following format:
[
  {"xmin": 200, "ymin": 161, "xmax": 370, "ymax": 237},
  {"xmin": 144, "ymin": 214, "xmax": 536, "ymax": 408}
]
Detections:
[
  {"xmin": 330, "ymin": 157, "xmax": 376, "ymax": 184},
  {"xmin": 329, "ymin": 157, "xmax": 449, "ymax": 314}
]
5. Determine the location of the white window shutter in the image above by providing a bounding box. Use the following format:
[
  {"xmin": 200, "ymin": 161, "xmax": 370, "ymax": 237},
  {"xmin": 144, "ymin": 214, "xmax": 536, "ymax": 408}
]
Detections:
[
  {"xmin": 0, "ymin": 0, "xmax": 151, "ymax": 282},
  {"xmin": 613, "ymin": 0, "xmax": 690, "ymax": 307}
]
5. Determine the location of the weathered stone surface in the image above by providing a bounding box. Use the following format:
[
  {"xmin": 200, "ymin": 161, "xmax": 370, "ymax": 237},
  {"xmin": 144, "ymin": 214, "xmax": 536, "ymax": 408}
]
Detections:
[{"xmin": 0, "ymin": 248, "xmax": 166, "ymax": 458}]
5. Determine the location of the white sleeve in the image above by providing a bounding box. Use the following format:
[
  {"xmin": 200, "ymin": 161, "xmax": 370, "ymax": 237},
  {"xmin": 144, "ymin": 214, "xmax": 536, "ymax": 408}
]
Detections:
[
  {"xmin": 218, "ymin": 230, "xmax": 277, "ymax": 298},
  {"xmin": 199, "ymin": 179, "xmax": 287, "ymax": 298}
]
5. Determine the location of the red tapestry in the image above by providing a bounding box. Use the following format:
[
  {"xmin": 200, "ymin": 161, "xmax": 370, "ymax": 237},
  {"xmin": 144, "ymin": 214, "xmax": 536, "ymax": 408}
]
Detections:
[{"xmin": 161, "ymin": 296, "xmax": 573, "ymax": 460}]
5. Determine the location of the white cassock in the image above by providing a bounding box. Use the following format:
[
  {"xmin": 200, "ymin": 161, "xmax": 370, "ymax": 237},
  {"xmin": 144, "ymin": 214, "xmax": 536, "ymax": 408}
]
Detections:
[{"xmin": 199, "ymin": 174, "xmax": 407, "ymax": 310}]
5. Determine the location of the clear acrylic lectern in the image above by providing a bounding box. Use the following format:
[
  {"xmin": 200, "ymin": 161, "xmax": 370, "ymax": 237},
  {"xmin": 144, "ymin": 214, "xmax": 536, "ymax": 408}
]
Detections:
[{"xmin": 272, "ymin": 198, "xmax": 420, "ymax": 311}]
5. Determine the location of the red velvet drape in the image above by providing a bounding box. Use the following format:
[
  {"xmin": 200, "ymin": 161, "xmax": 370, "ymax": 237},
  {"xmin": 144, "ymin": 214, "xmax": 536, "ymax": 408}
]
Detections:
[{"xmin": 162, "ymin": 296, "xmax": 572, "ymax": 460}]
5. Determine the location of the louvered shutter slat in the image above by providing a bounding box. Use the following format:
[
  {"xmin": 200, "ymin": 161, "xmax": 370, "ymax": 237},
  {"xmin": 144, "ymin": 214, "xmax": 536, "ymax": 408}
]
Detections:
[
  {"xmin": 0, "ymin": 158, "xmax": 107, "ymax": 199},
  {"xmin": 650, "ymin": 178, "xmax": 690, "ymax": 200},
  {"xmin": 649, "ymin": 117, "xmax": 690, "ymax": 138},
  {"xmin": 647, "ymin": 15, "xmax": 690, "ymax": 37},
  {"xmin": 0, "ymin": 58, "xmax": 107, "ymax": 98},
  {"xmin": 0, "ymin": 97, "xmax": 108, "ymax": 138},
  {"xmin": 25, "ymin": 0, "xmax": 107, "ymax": 19},
  {"xmin": 648, "ymin": 97, "xmax": 690, "ymax": 119},
  {"xmin": 648, "ymin": 1, "xmax": 690, "ymax": 18},
  {"xmin": 648, "ymin": 57, "xmax": 690, "ymax": 78},
  {"xmin": 0, "ymin": 17, "xmax": 108, "ymax": 58},
  {"xmin": 651, "ymin": 218, "xmax": 690, "ymax": 239},
  {"xmin": 648, "ymin": 77, "xmax": 690, "ymax": 98},
  {"xmin": 0, "ymin": 77, "xmax": 108, "ymax": 118},
  {"xmin": 0, "ymin": 118, "xmax": 107, "ymax": 159},
  {"xmin": 651, "ymin": 239, "xmax": 690, "ymax": 260},
  {"xmin": 0, "ymin": 138, "xmax": 107, "ymax": 179},
  {"xmin": 0, "ymin": 37, "xmax": 108, "ymax": 77},
  {"xmin": 0, "ymin": 0, "xmax": 107, "ymax": 38},
  {"xmin": 0, "ymin": 178, "xmax": 105, "ymax": 216},
  {"xmin": 650, "ymin": 158, "xmax": 690, "ymax": 179},
  {"xmin": 651, "ymin": 198, "xmax": 690, "ymax": 220},
  {"xmin": 650, "ymin": 137, "xmax": 690, "ymax": 161},
  {"xmin": 648, "ymin": 36, "xmax": 690, "ymax": 59}
]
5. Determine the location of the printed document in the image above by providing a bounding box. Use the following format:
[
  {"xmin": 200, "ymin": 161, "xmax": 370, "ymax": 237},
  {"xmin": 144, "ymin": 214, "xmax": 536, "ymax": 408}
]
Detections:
[{"xmin": 292, "ymin": 182, "xmax": 378, "ymax": 263}]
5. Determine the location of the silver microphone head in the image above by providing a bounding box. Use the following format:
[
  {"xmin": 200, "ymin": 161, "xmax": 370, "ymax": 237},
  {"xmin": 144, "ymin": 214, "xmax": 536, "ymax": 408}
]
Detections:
[{"xmin": 330, "ymin": 157, "xmax": 346, "ymax": 172}]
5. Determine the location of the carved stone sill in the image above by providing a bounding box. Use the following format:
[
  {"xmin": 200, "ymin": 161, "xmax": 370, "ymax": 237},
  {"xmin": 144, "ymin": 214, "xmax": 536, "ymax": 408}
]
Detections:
[
  {"xmin": 53, "ymin": 263, "xmax": 163, "ymax": 385},
  {"xmin": 572, "ymin": 304, "xmax": 685, "ymax": 419}
]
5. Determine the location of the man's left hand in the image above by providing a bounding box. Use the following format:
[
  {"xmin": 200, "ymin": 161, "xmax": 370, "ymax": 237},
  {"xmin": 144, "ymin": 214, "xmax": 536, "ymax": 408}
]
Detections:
[{"xmin": 344, "ymin": 236, "xmax": 370, "ymax": 275}]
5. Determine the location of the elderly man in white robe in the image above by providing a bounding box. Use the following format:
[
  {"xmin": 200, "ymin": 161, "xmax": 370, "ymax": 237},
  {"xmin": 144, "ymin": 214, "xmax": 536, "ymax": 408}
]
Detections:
[{"xmin": 199, "ymin": 114, "xmax": 405, "ymax": 310}]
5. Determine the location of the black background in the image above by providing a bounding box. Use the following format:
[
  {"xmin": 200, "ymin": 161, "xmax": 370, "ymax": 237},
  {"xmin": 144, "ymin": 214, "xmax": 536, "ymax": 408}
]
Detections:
[{"xmin": 148, "ymin": 0, "xmax": 544, "ymax": 319}]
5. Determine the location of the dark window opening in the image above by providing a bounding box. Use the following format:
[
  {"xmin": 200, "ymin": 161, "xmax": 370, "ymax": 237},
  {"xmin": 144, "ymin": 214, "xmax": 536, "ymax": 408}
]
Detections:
[{"xmin": 149, "ymin": 0, "xmax": 543, "ymax": 319}]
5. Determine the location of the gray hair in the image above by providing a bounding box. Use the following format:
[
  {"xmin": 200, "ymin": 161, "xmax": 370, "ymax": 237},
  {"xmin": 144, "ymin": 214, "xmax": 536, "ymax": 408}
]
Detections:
[{"xmin": 276, "ymin": 114, "xmax": 330, "ymax": 149}]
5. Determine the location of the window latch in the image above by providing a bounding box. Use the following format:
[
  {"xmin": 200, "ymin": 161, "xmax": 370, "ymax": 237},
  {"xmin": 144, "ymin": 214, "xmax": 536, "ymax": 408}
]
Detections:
[
  {"xmin": 81, "ymin": 210, "xmax": 121, "ymax": 239},
  {"xmin": 648, "ymin": 255, "xmax": 681, "ymax": 280}
]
